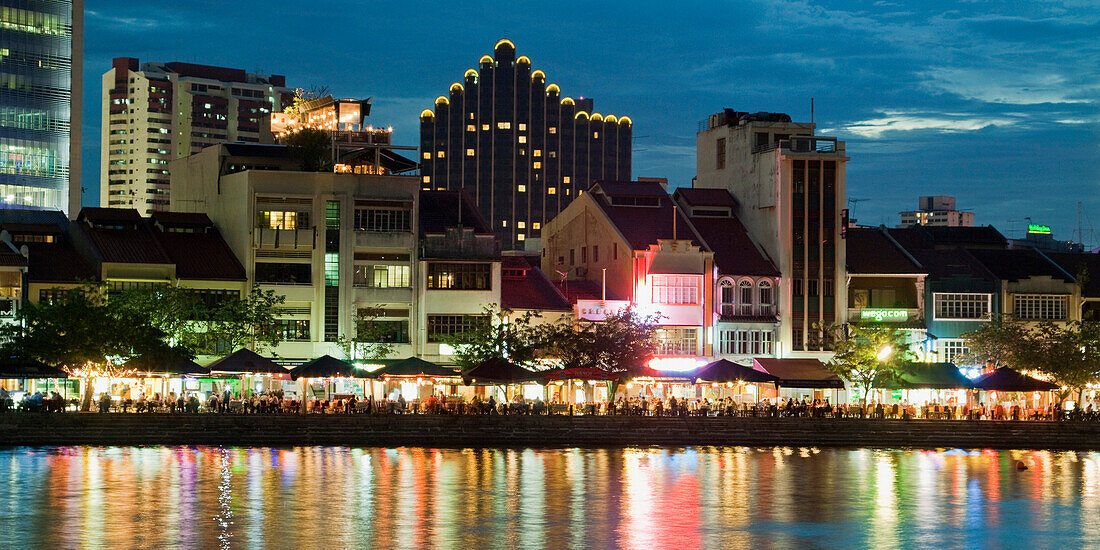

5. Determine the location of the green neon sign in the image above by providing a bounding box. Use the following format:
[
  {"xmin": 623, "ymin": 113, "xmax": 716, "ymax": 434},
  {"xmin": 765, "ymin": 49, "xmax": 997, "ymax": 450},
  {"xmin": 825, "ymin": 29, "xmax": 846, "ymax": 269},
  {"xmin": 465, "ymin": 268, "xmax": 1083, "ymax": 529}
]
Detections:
[
  {"xmin": 860, "ymin": 309, "xmax": 908, "ymax": 322},
  {"xmin": 1028, "ymin": 224, "xmax": 1051, "ymax": 235}
]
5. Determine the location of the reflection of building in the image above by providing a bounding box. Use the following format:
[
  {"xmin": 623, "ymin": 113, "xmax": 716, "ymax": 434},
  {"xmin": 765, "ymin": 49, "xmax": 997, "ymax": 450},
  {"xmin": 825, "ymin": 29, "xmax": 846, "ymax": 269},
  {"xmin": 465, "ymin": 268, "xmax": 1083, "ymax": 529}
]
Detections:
[
  {"xmin": 695, "ymin": 109, "xmax": 848, "ymax": 356},
  {"xmin": 0, "ymin": 0, "xmax": 83, "ymax": 214},
  {"xmin": 899, "ymin": 196, "xmax": 974, "ymax": 228},
  {"xmin": 100, "ymin": 57, "xmax": 292, "ymax": 214},
  {"xmin": 419, "ymin": 39, "xmax": 633, "ymax": 250},
  {"xmin": 266, "ymin": 96, "xmax": 416, "ymax": 175}
]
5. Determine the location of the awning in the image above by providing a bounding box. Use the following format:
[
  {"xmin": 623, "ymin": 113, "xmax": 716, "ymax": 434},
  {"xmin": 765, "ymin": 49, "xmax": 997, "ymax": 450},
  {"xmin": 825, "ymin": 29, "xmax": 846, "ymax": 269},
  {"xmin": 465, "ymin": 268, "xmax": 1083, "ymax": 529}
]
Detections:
[
  {"xmin": 462, "ymin": 357, "xmax": 537, "ymax": 385},
  {"xmin": 694, "ymin": 359, "xmax": 779, "ymax": 384},
  {"xmin": 973, "ymin": 367, "xmax": 1058, "ymax": 392},
  {"xmin": 206, "ymin": 348, "xmax": 287, "ymax": 375},
  {"xmin": 124, "ymin": 355, "xmax": 209, "ymax": 376},
  {"xmin": 752, "ymin": 358, "xmax": 845, "ymax": 389},
  {"xmin": 368, "ymin": 357, "xmax": 460, "ymax": 379},
  {"xmin": 290, "ymin": 355, "xmax": 365, "ymax": 380},
  {"xmin": 877, "ymin": 362, "xmax": 972, "ymax": 389},
  {"xmin": 0, "ymin": 356, "xmax": 68, "ymax": 379},
  {"xmin": 537, "ymin": 367, "xmax": 623, "ymax": 383}
]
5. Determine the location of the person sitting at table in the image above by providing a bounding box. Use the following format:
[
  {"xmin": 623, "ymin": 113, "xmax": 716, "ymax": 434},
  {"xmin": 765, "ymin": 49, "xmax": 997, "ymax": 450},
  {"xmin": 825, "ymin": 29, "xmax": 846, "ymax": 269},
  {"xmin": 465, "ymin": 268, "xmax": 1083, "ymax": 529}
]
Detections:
[{"xmin": 98, "ymin": 392, "xmax": 112, "ymax": 413}]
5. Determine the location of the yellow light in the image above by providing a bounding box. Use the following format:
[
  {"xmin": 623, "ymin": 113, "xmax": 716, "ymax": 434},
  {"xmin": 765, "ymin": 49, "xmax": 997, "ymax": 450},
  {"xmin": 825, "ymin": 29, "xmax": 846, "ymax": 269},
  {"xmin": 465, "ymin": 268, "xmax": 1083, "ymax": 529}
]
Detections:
[
  {"xmin": 435, "ymin": 96, "xmax": 449, "ymax": 105},
  {"xmin": 420, "ymin": 109, "xmax": 435, "ymax": 118},
  {"xmin": 575, "ymin": 111, "xmax": 589, "ymax": 120},
  {"xmin": 546, "ymin": 83, "xmax": 560, "ymax": 94},
  {"xmin": 495, "ymin": 38, "xmax": 515, "ymax": 50},
  {"xmin": 479, "ymin": 55, "xmax": 493, "ymax": 64},
  {"xmin": 561, "ymin": 97, "xmax": 575, "ymax": 106},
  {"xmin": 517, "ymin": 55, "xmax": 531, "ymax": 64},
  {"xmin": 604, "ymin": 114, "xmax": 617, "ymax": 123},
  {"xmin": 590, "ymin": 113, "xmax": 603, "ymax": 121},
  {"xmin": 618, "ymin": 116, "xmax": 632, "ymax": 126},
  {"xmin": 465, "ymin": 69, "xmax": 479, "ymax": 79},
  {"xmin": 532, "ymin": 70, "xmax": 545, "ymax": 80},
  {"xmin": 450, "ymin": 82, "xmax": 464, "ymax": 93}
]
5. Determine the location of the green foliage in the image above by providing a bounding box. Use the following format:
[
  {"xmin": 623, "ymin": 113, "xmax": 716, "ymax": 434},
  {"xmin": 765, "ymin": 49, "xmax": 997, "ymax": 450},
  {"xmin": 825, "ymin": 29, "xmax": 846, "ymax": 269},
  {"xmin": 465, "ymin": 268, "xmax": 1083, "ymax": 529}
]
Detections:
[
  {"xmin": 444, "ymin": 305, "xmax": 547, "ymax": 371},
  {"xmin": 284, "ymin": 127, "xmax": 332, "ymax": 172},
  {"xmin": 543, "ymin": 307, "xmax": 661, "ymax": 375},
  {"xmin": 825, "ymin": 322, "xmax": 915, "ymax": 405},
  {"xmin": 112, "ymin": 285, "xmax": 202, "ymax": 346},
  {"xmin": 200, "ymin": 287, "xmax": 286, "ymax": 355},
  {"xmin": 957, "ymin": 314, "xmax": 1032, "ymax": 369},
  {"xmin": 336, "ymin": 307, "xmax": 397, "ymax": 362},
  {"xmin": 1025, "ymin": 320, "xmax": 1100, "ymax": 398}
]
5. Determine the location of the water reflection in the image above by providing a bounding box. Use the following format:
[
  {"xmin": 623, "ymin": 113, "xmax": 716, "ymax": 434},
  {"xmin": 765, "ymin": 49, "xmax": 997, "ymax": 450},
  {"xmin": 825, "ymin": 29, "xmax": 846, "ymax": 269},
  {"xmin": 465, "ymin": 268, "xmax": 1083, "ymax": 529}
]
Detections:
[{"xmin": 1, "ymin": 446, "xmax": 1100, "ymax": 548}]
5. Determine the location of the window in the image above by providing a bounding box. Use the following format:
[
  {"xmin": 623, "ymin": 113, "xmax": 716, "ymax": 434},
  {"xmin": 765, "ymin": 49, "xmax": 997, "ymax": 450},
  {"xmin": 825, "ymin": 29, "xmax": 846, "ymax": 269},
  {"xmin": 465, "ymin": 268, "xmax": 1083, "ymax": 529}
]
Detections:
[
  {"xmin": 518, "ymin": 136, "xmax": 527, "ymax": 144},
  {"xmin": 355, "ymin": 208, "xmax": 410, "ymax": 232},
  {"xmin": 466, "ymin": 124, "xmax": 475, "ymax": 132},
  {"xmin": 436, "ymin": 151, "xmax": 445, "ymax": 159},
  {"xmin": 822, "ymin": 279, "xmax": 834, "ymax": 297},
  {"xmin": 427, "ymin": 315, "xmax": 487, "ymax": 342},
  {"xmin": 939, "ymin": 339, "xmax": 969, "ymax": 363},
  {"xmin": 517, "ymin": 221, "xmax": 526, "ymax": 229},
  {"xmin": 353, "ymin": 265, "xmax": 410, "ymax": 288},
  {"xmin": 534, "ymin": 149, "xmax": 542, "ymax": 157},
  {"xmin": 563, "ymin": 176, "xmax": 571, "ymax": 184},
  {"xmin": 593, "ymin": 131, "xmax": 599, "ymax": 138},
  {"xmin": 652, "ymin": 276, "xmax": 699, "ymax": 305},
  {"xmin": 422, "ymin": 152, "xmax": 430, "ymax": 160},
  {"xmin": 581, "ymin": 247, "xmax": 587, "ymax": 263},
  {"xmin": 358, "ymin": 320, "xmax": 410, "ymax": 343},
  {"xmin": 518, "ymin": 123, "xmax": 527, "ymax": 131},
  {"xmin": 533, "ymin": 222, "xmax": 541, "ymax": 230},
  {"xmin": 739, "ymin": 280, "xmax": 754, "ymax": 315},
  {"xmin": 427, "ymin": 263, "xmax": 491, "ymax": 290},
  {"xmin": 719, "ymin": 279, "xmax": 735, "ymax": 316},
  {"xmin": 274, "ymin": 319, "xmax": 310, "ymax": 341},
  {"xmin": 934, "ymin": 293, "xmax": 992, "ymax": 320},
  {"xmin": 518, "ymin": 233, "xmax": 525, "ymax": 241},
  {"xmin": 481, "ymin": 124, "xmax": 490, "ymax": 131},
  {"xmin": 656, "ymin": 327, "xmax": 699, "ymax": 355},
  {"xmin": 466, "ymin": 148, "xmax": 475, "ymax": 156},
  {"xmin": 518, "ymin": 185, "xmax": 526, "ymax": 192},
  {"xmin": 793, "ymin": 279, "xmax": 803, "ymax": 297},
  {"xmin": 497, "ymin": 122, "xmax": 511, "ymax": 130},
  {"xmin": 422, "ymin": 176, "xmax": 431, "ymax": 183},
  {"xmin": 255, "ymin": 262, "xmax": 311, "ymax": 284},
  {"xmin": 257, "ymin": 210, "xmax": 309, "ymax": 229},
  {"xmin": 613, "ymin": 243, "xmax": 618, "ymax": 260},
  {"xmin": 1014, "ymin": 294, "xmax": 1068, "ymax": 320},
  {"xmin": 548, "ymin": 187, "xmax": 557, "ymax": 195},
  {"xmin": 716, "ymin": 138, "xmax": 726, "ymax": 170},
  {"xmin": 570, "ymin": 249, "xmax": 575, "ymax": 265},
  {"xmin": 533, "ymin": 161, "xmax": 541, "ymax": 169},
  {"xmin": 593, "ymin": 245, "xmax": 599, "ymax": 262},
  {"xmin": 808, "ymin": 279, "xmax": 819, "ymax": 297},
  {"xmin": 549, "ymin": 126, "xmax": 557, "ymax": 134}
]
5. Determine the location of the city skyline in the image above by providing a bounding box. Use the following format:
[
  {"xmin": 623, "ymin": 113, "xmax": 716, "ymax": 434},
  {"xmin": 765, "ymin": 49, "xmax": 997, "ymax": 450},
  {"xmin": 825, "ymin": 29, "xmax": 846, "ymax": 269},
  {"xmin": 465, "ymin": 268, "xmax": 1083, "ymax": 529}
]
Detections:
[{"xmin": 80, "ymin": 0, "xmax": 1100, "ymax": 247}]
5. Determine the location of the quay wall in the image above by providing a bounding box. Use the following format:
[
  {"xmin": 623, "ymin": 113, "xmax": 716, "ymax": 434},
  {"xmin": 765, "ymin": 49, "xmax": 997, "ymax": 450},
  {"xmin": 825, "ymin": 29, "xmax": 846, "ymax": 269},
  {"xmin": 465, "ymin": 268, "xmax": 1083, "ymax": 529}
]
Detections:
[{"xmin": 4, "ymin": 414, "xmax": 1100, "ymax": 450}]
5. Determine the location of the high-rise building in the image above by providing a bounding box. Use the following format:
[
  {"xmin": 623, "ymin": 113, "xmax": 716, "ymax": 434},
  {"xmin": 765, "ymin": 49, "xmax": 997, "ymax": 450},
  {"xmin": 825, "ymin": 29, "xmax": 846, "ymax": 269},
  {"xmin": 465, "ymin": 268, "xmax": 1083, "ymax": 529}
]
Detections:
[
  {"xmin": 100, "ymin": 57, "xmax": 291, "ymax": 214},
  {"xmin": 899, "ymin": 195, "xmax": 974, "ymax": 227},
  {"xmin": 419, "ymin": 39, "xmax": 633, "ymax": 250},
  {"xmin": 695, "ymin": 109, "xmax": 849, "ymax": 356},
  {"xmin": 0, "ymin": 0, "xmax": 82, "ymax": 215}
]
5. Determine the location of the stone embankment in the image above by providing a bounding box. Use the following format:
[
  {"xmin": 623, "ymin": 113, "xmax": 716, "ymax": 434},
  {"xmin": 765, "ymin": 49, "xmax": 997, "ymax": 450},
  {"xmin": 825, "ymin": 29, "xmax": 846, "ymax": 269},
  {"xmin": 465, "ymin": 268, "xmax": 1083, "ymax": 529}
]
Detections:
[{"xmin": 3, "ymin": 413, "xmax": 1100, "ymax": 449}]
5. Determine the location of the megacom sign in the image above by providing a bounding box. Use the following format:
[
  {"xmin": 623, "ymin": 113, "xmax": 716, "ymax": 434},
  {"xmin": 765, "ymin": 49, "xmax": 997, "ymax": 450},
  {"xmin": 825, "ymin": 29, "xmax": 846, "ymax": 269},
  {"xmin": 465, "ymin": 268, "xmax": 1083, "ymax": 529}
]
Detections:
[{"xmin": 859, "ymin": 308, "xmax": 909, "ymax": 322}]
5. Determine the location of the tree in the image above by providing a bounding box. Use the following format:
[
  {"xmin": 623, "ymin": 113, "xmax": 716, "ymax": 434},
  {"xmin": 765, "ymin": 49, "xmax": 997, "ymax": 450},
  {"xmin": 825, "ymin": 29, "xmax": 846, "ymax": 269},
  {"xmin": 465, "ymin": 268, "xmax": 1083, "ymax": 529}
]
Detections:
[
  {"xmin": 957, "ymin": 314, "xmax": 1032, "ymax": 369},
  {"xmin": 284, "ymin": 127, "xmax": 332, "ymax": 172},
  {"xmin": 543, "ymin": 307, "xmax": 661, "ymax": 376},
  {"xmin": 826, "ymin": 322, "xmax": 915, "ymax": 405},
  {"xmin": 336, "ymin": 307, "xmax": 397, "ymax": 363},
  {"xmin": 199, "ymin": 287, "xmax": 286, "ymax": 355},
  {"xmin": 113, "ymin": 285, "xmax": 203, "ymax": 346},
  {"xmin": 445, "ymin": 305, "xmax": 548, "ymax": 371},
  {"xmin": 1028, "ymin": 320, "xmax": 1100, "ymax": 403}
]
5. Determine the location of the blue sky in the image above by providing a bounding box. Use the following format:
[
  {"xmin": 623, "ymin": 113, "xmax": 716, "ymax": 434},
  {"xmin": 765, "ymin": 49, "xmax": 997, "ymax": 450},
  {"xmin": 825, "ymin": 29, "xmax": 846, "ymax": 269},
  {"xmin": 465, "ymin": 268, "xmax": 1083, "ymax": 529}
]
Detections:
[{"xmin": 83, "ymin": 0, "xmax": 1100, "ymax": 247}]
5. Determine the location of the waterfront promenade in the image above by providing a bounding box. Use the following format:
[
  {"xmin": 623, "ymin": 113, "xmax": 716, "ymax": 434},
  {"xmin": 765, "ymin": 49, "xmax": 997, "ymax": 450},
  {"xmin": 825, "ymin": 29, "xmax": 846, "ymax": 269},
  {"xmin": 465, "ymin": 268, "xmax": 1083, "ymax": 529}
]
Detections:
[{"xmin": 4, "ymin": 413, "xmax": 1100, "ymax": 449}]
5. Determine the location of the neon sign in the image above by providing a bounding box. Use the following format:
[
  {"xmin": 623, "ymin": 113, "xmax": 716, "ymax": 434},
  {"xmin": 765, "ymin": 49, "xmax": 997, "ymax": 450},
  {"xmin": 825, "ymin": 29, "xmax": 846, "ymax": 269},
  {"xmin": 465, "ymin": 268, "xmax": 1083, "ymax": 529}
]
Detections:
[
  {"xmin": 1027, "ymin": 224, "xmax": 1051, "ymax": 235},
  {"xmin": 647, "ymin": 357, "xmax": 706, "ymax": 372},
  {"xmin": 860, "ymin": 309, "xmax": 909, "ymax": 322}
]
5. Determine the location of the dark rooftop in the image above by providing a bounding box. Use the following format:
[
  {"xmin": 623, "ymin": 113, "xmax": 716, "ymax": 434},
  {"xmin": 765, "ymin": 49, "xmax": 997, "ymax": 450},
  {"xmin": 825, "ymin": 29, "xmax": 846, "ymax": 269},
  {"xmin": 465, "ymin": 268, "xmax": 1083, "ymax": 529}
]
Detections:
[
  {"xmin": 967, "ymin": 248, "xmax": 1075, "ymax": 283},
  {"xmin": 673, "ymin": 188, "xmax": 738, "ymax": 208},
  {"xmin": 589, "ymin": 181, "xmax": 704, "ymax": 251},
  {"xmin": 0, "ymin": 211, "xmax": 93, "ymax": 282},
  {"xmin": 1047, "ymin": 252, "xmax": 1100, "ymax": 297},
  {"xmin": 153, "ymin": 225, "xmax": 246, "ymax": 281},
  {"xmin": 221, "ymin": 143, "xmax": 293, "ymax": 159},
  {"xmin": 846, "ymin": 227, "xmax": 924, "ymax": 275},
  {"xmin": 76, "ymin": 209, "xmax": 172, "ymax": 265},
  {"xmin": 555, "ymin": 279, "xmax": 625, "ymax": 303},
  {"xmin": 686, "ymin": 214, "xmax": 778, "ymax": 277},
  {"xmin": 419, "ymin": 190, "xmax": 492, "ymax": 235},
  {"xmin": 907, "ymin": 248, "xmax": 997, "ymax": 281},
  {"xmin": 501, "ymin": 255, "xmax": 572, "ymax": 311}
]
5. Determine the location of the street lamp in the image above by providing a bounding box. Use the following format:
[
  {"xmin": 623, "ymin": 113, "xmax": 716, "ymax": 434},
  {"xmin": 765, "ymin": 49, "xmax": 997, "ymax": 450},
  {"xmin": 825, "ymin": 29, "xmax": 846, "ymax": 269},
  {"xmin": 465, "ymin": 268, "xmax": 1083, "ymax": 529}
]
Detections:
[{"xmin": 877, "ymin": 345, "xmax": 893, "ymax": 361}]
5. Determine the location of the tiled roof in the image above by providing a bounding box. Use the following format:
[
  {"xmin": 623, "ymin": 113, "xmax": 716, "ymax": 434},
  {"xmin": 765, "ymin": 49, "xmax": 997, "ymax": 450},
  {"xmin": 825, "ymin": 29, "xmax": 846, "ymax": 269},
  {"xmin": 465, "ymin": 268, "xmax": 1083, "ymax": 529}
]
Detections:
[
  {"xmin": 908, "ymin": 248, "xmax": 996, "ymax": 281},
  {"xmin": 589, "ymin": 181, "xmax": 704, "ymax": 251},
  {"xmin": 889, "ymin": 225, "xmax": 1007, "ymax": 251},
  {"xmin": 688, "ymin": 214, "xmax": 778, "ymax": 277},
  {"xmin": 78, "ymin": 207, "xmax": 143, "ymax": 224},
  {"xmin": 1047, "ymin": 252, "xmax": 1100, "ymax": 297},
  {"xmin": 555, "ymin": 279, "xmax": 625, "ymax": 303},
  {"xmin": 75, "ymin": 214, "xmax": 172, "ymax": 265},
  {"xmin": 153, "ymin": 225, "xmax": 246, "ymax": 281},
  {"xmin": 674, "ymin": 188, "xmax": 738, "ymax": 208},
  {"xmin": 501, "ymin": 255, "xmax": 571, "ymax": 311},
  {"xmin": 151, "ymin": 211, "xmax": 214, "ymax": 228},
  {"xmin": 0, "ymin": 211, "xmax": 92, "ymax": 282},
  {"xmin": 967, "ymin": 248, "xmax": 1074, "ymax": 282},
  {"xmin": 0, "ymin": 241, "xmax": 26, "ymax": 267},
  {"xmin": 419, "ymin": 190, "xmax": 492, "ymax": 234},
  {"xmin": 846, "ymin": 227, "xmax": 924, "ymax": 275}
]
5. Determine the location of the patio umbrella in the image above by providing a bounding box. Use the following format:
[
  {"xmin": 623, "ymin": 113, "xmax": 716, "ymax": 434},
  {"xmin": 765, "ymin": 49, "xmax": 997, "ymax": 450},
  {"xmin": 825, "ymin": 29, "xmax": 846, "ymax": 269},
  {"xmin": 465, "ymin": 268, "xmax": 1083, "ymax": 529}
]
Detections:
[
  {"xmin": 693, "ymin": 359, "xmax": 780, "ymax": 384},
  {"xmin": 461, "ymin": 357, "xmax": 537, "ymax": 385},
  {"xmin": 205, "ymin": 348, "xmax": 286, "ymax": 374},
  {"xmin": 877, "ymin": 362, "xmax": 973, "ymax": 389},
  {"xmin": 289, "ymin": 355, "xmax": 364, "ymax": 380},
  {"xmin": 124, "ymin": 355, "xmax": 208, "ymax": 376},
  {"xmin": 369, "ymin": 357, "xmax": 460, "ymax": 378},
  {"xmin": 536, "ymin": 367, "xmax": 624, "ymax": 383},
  {"xmin": 973, "ymin": 367, "xmax": 1058, "ymax": 392}
]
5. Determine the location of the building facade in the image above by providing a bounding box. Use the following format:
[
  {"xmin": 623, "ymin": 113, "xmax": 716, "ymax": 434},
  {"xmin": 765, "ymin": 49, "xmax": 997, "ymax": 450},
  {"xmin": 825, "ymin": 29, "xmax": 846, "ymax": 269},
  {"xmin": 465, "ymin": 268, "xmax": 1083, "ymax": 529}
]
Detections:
[
  {"xmin": 899, "ymin": 196, "xmax": 974, "ymax": 228},
  {"xmin": 695, "ymin": 109, "xmax": 848, "ymax": 357},
  {"xmin": 419, "ymin": 39, "xmax": 632, "ymax": 250},
  {"xmin": 0, "ymin": 0, "xmax": 82, "ymax": 214},
  {"xmin": 101, "ymin": 58, "xmax": 291, "ymax": 214}
]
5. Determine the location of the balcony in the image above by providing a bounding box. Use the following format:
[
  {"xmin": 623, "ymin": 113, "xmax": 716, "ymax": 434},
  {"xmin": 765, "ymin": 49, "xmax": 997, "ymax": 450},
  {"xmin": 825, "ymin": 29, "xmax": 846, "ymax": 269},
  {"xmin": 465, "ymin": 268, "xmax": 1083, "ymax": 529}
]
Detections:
[
  {"xmin": 352, "ymin": 285, "xmax": 413, "ymax": 303},
  {"xmin": 756, "ymin": 136, "xmax": 844, "ymax": 155},
  {"xmin": 354, "ymin": 230, "xmax": 415, "ymax": 250},
  {"xmin": 254, "ymin": 228, "xmax": 314, "ymax": 250}
]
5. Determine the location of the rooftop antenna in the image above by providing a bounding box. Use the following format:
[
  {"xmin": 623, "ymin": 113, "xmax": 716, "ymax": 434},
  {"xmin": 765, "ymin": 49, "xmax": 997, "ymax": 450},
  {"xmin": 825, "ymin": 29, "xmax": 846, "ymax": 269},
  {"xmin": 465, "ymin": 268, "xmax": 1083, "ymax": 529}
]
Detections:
[
  {"xmin": 810, "ymin": 97, "xmax": 815, "ymax": 128},
  {"xmin": 673, "ymin": 204, "xmax": 678, "ymax": 240}
]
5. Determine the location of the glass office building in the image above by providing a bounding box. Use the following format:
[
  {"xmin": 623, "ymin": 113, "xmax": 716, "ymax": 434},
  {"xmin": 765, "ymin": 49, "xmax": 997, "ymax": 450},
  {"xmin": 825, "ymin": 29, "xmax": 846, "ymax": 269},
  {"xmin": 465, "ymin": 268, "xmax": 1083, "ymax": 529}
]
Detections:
[{"xmin": 0, "ymin": 0, "xmax": 81, "ymax": 214}]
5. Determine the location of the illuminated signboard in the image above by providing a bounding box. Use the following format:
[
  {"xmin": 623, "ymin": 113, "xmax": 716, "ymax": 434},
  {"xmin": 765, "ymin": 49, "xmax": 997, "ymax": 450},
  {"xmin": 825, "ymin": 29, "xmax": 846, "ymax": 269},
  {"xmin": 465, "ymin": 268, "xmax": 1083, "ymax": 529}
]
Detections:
[
  {"xmin": 1027, "ymin": 224, "xmax": 1051, "ymax": 235},
  {"xmin": 860, "ymin": 309, "xmax": 909, "ymax": 322}
]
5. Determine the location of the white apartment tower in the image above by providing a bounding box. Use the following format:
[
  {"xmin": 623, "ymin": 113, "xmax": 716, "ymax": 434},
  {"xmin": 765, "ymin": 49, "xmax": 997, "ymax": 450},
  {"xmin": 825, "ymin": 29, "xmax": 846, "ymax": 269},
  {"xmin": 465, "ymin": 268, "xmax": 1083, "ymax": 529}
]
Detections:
[
  {"xmin": 694, "ymin": 109, "xmax": 848, "ymax": 356},
  {"xmin": 101, "ymin": 57, "xmax": 291, "ymax": 214}
]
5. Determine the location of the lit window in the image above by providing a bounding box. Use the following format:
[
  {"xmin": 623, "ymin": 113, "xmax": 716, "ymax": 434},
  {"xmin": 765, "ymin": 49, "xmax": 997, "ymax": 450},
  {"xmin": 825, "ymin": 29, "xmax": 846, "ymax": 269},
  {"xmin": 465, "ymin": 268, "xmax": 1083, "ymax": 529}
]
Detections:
[
  {"xmin": 466, "ymin": 124, "xmax": 475, "ymax": 132},
  {"xmin": 468, "ymin": 113, "xmax": 475, "ymax": 120},
  {"xmin": 518, "ymin": 123, "xmax": 527, "ymax": 131},
  {"xmin": 549, "ymin": 127, "xmax": 557, "ymax": 134},
  {"xmin": 422, "ymin": 176, "xmax": 431, "ymax": 183},
  {"xmin": 437, "ymin": 151, "xmax": 445, "ymax": 158},
  {"xmin": 502, "ymin": 220, "xmax": 507, "ymax": 227},
  {"xmin": 466, "ymin": 149, "xmax": 475, "ymax": 156},
  {"xmin": 594, "ymin": 132, "xmax": 599, "ymax": 138},
  {"xmin": 533, "ymin": 222, "xmax": 541, "ymax": 230},
  {"xmin": 518, "ymin": 233, "xmax": 525, "ymax": 241},
  {"xmin": 497, "ymin": 122, "xmax": 511, "ymax": 130},
  {"xmin": 517, "ymin": 221, "xmax": 526, "ymax": 229},
  {"xmin": 422, "ymin": 152, "xmax": 430, "ymax": 160},
  {"xmin": 548, "ymin": 187, "xmax": 557, "ymax": 195},
  {"xmin": 534, "ymin": 149, "xmax": 542, "ymax": 157},
  {"xmin": 533, "ymin": 162, "xmax": 541, "ymax": 169},
  {"xmin": 481, "ymin": 124, "xmax": 490, "ymax": 131},
  {"xmin": 518, "ymin": 136, "xmax": 526, "ymax": 144},
  {"xmin": 518, "ymin": 185, "xmax": 526, "ymax": 192},
  {"xmin": 566, "ymin": 189, "xmax": 571, "ymax": 195},
  {"xmin": 563, "ymin": 176, "xmax": 571, "ymax": 184},
  {"xmin": 652, "ymin": 275, "xmax": 699, "ymax": 305}
]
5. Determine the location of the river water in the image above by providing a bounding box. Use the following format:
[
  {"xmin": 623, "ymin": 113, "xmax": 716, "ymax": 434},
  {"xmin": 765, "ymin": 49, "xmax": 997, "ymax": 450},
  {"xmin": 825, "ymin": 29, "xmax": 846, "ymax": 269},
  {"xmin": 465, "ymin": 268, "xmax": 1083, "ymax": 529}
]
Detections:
[{"xmin": 1, "ymin": 446, "xmax": 1098, "ymax": 549}]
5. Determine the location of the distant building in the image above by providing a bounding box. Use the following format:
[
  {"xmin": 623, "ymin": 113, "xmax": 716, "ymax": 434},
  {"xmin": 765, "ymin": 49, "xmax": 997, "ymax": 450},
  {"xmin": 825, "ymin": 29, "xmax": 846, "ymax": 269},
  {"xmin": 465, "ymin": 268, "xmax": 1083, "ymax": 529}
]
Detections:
[
  {"xmin": 0, "ymin": 0, "xmax": 83, "ymax": 214},
  {"xmin": 899, "ymin": 196, "xmax": 974, "ymax": 228},
  {"xmin": 100, "ymin": 57, "xmax": 292, "ymax": 214},
  {"xmin": 695, "ymin": 109, "xmax": 849, "ymax": 356},
  {"xmin": 1008, "ymin": 223, "xmax": 1085, "ymax": 253},
  {"xmin": 419, "ymin": 39, "xmax": 633, "ymax": 250}
]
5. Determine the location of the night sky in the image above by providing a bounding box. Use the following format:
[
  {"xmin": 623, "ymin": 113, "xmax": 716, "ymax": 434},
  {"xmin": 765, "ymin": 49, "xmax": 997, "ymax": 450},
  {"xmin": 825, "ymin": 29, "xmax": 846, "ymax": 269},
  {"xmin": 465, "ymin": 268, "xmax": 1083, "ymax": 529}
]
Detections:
[{"xmin": 82, "ymin": 0, "xmax": 1100, "ymax": 247}]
